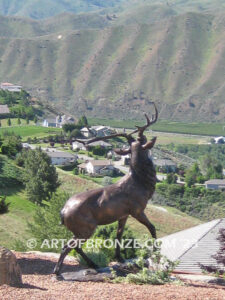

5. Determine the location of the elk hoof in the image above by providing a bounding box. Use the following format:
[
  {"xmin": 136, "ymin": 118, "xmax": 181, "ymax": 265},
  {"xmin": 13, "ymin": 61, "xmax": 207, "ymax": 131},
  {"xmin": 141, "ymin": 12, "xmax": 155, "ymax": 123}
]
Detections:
[
  {"xmin": 116, "ymin": 256, "xmax": 125, "ymax": 263},
  {"xmin": 89, "ymin": 262, "xmax": 98, "ymax": 269},
  {"xmin": 53, "ymin": 266, "xmax": 60, "ymax": 275}
]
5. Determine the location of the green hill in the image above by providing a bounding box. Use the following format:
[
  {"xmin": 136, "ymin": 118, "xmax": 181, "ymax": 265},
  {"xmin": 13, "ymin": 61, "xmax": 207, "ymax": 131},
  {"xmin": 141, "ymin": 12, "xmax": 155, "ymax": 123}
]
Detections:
[{"xmin": 0, "ymin": 8, "xmax": 225, "ymax": 121}]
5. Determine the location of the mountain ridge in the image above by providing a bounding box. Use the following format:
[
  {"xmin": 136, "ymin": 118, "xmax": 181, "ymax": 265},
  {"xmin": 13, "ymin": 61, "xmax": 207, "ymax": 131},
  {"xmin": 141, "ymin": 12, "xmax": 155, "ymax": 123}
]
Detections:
[{"xmin": 0, "ymin": 7, "xmax": 225, "ymax": 121}]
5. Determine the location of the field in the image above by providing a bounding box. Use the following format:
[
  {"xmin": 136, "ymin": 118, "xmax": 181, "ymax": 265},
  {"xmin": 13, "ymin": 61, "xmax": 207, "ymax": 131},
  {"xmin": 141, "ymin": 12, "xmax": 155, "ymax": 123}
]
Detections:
[
  {"xmin": 0, "ymin": 125, "xmax": 61, "ymax": 139},
  {"xmin": 89, "ymin": 118, "xmax": 225, "ymax": 137}
]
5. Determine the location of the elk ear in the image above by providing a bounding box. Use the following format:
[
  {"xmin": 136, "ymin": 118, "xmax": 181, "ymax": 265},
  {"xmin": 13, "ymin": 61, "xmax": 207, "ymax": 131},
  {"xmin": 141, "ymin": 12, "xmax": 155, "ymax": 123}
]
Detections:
[
  {"xmin": 142, "ymin": 137, "xmax": 157, "ymax": 150},
  {"xmin": 114, "ymin": 148, "xmax": 131, "ymax": 155}
]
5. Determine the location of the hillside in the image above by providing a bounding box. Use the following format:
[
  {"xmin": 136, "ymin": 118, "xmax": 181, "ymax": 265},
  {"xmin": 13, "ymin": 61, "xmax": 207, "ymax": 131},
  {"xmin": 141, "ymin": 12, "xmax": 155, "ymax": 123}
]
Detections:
[
  {"xmin": 0, "ymin": 8, "xmax": 225, "ymax": 121},
  {"xmin": 0, "ymin": 0, "xmax": 225, "ymax": 19}
]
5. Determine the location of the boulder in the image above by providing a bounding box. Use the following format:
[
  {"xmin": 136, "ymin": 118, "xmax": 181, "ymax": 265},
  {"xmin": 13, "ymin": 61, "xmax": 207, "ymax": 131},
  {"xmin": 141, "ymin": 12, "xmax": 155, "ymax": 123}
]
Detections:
[{"xmin": 0, "ymin": 246, "xmax": 22, "ymax": 286}]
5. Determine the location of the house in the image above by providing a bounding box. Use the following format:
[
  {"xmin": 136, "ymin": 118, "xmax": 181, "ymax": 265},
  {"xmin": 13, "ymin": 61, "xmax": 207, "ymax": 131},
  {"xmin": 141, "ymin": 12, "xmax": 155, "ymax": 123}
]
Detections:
[
  {"xmin": 205, "ymin": 179, "xmax": 225, "ymax": 190},
  {"xmin": 42, "ymin": 118, "xmax": 57, "ymax": 127},
  {"xmin": 72, "ymin": 140, "xmax": 112, "ymax": 151},
  {"xmin": 87, "ymin": 141, "xmax": 112, "ymax": 150},
  {"xmin": 42, "ymin": 115, "xmax": 75, "ymax": 128},
  {"xmin": 90, "ymin": 126, "xmax": 115, "ymax": 137},
  {"xmin": 214, "ymin": 136, "xmax": 225, "ymax": 144},
  {"xmin": 72, "ymin": 140, "xmax": 87, "ymax": 151},
  {"xmin": 0, "ymin": 104, "xmax": 10, "ymax": 115},
  {"xmin": 46, "ymin": 151, "xmax": 77, "ymax": 165},
  {"xmin": 153, "ymin": 159, "xmax": 177, "ymax": 173},
  {"xmin": 80, "ymin": 160, "xmax": 114, "ymax": 175},
  {"xmin": 159, "ymin": 218, "xmax": 225, "ymax": 273},
  {"xmin": 0, "ymin": 82, "xmax": 22, "ymax": 92},
  {"xmin": 80, "ymin": 127, "xmax": 95, "ymax": 138}
]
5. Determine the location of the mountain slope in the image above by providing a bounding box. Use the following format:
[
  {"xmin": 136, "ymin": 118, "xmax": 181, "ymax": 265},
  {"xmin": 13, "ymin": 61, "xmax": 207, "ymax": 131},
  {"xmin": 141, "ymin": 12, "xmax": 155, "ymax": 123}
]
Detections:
[
  {"xmin": 0, "ymin": 10, "xmax": 224, "ymax": 121},
  {"xmin": 0, "ymin": 0, "xmax": 225, "ymax": 19}
]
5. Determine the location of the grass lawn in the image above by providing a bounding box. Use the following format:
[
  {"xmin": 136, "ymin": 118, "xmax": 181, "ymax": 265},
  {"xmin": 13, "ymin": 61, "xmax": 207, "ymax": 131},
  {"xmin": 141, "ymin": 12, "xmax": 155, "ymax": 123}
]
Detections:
[
  {"xmin": 127, "ymin": 204, "xmax": 201, "ymax": 238},
  {"xmin": 89, "ymin": 118, "xmax": 225, "ymax": 137},
  {"xmin": 0, "ymin": 125, "xmax": 61, "ymax": 139},
  {"xmin": 0, "ymin": 118, "xmax": 34, "ymax": 127},
  {"xmin": 0, "ymin": 187, "xmax": 36, "ymax": 249}
]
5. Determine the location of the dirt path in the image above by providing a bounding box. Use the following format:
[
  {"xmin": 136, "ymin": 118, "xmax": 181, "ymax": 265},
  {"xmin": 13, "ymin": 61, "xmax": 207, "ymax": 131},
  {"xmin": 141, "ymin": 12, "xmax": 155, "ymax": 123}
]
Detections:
[{"xmin": 0, "ymin": 252, "xmax": 225, "ymax": 300}]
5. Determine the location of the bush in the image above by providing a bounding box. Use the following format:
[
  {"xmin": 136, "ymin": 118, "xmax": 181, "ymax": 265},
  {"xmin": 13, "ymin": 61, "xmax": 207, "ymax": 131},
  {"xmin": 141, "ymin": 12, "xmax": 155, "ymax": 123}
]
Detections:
[
  {"xmin": 73, "ymin": 222, "xmax": 139, "ymax": 267},
  {"xmin": 0, "ymin": 196, "xmax": 10, "ymax": 214},
  {"xmin": 112, "ymin": 246, "xmax": 178, "ymax": 285}
]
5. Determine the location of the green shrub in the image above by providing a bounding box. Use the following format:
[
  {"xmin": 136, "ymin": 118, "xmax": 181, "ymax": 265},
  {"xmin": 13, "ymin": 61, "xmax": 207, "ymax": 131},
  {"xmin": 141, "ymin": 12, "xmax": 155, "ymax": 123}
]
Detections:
[{"xmin": 0, "ymin": 196, "xmax": 10, "ymax": 214}]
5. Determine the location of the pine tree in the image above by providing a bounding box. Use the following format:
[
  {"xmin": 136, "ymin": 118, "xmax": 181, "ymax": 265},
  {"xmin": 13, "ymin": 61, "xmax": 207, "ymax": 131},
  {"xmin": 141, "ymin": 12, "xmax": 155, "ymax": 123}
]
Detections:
[{"xmin": 23, "ymin": 148, "xmax": 60, "ymax": 204}]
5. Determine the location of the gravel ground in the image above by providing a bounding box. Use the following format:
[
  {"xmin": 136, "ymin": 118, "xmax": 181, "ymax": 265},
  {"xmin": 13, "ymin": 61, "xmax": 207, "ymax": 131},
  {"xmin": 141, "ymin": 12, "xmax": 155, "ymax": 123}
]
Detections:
[{"xmin": 0, "ymin": 253, "xmax": 225, "ymax": 300}]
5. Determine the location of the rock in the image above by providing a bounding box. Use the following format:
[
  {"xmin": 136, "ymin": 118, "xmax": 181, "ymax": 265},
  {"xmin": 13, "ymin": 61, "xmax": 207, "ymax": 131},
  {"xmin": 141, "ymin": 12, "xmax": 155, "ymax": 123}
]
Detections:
[
  {"xmin": 0, "ymin": 246, "xmax": 22, "ymax": 286},
  {"xmin": 57, "ymin": 261, "xmax": 141, "ymax": 282}
]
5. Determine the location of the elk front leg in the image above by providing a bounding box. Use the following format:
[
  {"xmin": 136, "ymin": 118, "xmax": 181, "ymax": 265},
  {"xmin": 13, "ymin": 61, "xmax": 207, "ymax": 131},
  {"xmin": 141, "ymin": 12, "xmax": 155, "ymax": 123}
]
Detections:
[
  {"xmin": 75, "ymin": 246, "xmax": 98, "ymax": 269},
  {"xmin": 115, "ymin": 216, "xmax": 128, "ymax": 262},
  {"xmin": 133, "ymin": 212, "xmax": 156, "ymax": 239}
]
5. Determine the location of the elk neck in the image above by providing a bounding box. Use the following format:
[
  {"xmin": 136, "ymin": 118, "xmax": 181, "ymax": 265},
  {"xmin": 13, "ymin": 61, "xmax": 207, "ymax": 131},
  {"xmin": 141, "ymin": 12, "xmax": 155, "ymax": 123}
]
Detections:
[{"xmin": 129, "ymin": 141, "xmax": 156, "ymax": 192}]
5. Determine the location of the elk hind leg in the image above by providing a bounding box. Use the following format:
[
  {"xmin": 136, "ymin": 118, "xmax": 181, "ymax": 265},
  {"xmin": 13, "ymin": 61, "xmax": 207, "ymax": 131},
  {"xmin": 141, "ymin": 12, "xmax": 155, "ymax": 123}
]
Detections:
[
  {"xmin": 115, "ymin": 216, "xmax": 128, "ymax": 262},
  {"xmin": 53, "ymin": 240, "xmax": 74, "ymax": 275},
  {"xmin": 133, "ymin": 212, "xmax": 156, "ymax": 239}
]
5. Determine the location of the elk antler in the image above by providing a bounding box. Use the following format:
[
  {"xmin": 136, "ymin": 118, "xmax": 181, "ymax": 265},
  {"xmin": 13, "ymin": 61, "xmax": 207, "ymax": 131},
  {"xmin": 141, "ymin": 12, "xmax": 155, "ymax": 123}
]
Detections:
[
  {"xmin": 130, "ymin": 102, "xmax": 158, "ymax": 138},
  {"xmin": 75, "ymin": 132, "xmax": 135, "ymax": 146}
]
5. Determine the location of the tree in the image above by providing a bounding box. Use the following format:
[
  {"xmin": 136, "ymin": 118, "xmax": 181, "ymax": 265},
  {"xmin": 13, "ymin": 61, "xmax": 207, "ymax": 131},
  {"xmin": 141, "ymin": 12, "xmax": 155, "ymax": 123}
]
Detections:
[
  {"xmin": 0, "ymin": 120, "xmax": 1, "ymax": 127},
  {"xmin": 0, "ymin": 196, "xmax": 10, "ymax": 214},
  {"xmin": 69, "ymin": 129, "xmax": 82, "ymax": 139},
  {"xmin": 7, "ymin": 118, "xmax": 11, "ymax": 126},
  {"xmin": 102, "ymin": 176, "xmax": 113, "ymax": 186},
  {"xmin": 34, "ymin": 115, "xmax": 38, "ymax": 124},
  {"xmin": 77, "ymin": 115, "xmax": 88, "ymax": 127},
  {"xmin": 28, "ymin": 192, "xmax": 72, "ymax": 251},
  {"xmin": 1, "ymin": 134, "xmax": 22, "ymax": 157},
  {"xmin": 26, "ymin": 117, "xmax": 29, "ymax": 125},
  {"xmin": 17, "ymin": 118, "xmax": 21, "ymax": 125},
  {"xmin": 23, "ymin": 148, "xmax": 60, "ymax": 204},
  {"xmin": 166, "ymin": 173, "xmax": 177, "ymax": 184}
]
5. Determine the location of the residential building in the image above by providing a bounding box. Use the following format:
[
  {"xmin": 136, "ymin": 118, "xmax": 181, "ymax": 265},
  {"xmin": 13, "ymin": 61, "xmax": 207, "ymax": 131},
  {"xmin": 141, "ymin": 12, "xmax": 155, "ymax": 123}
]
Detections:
[
  {"xmin": 90, "ymin": 126, "xmax": 115, "ymax": 137},
  {"xmin": 80, "ymin": 127, "xmax": 95, "ymax": 138},
  {"xmin": 42, "ymin": 118, "xmax": 57, "ymax": 127},
  {"xmin": 79, "ymin": 160, "xmax": 114, "ymax": 175},
  {"xmin": 42, "ymin": 115, "xmax": 75, "ymax": 128},
  {"xmin": 0, "ymin": 82, "xmax": 22, "ymax": 92},
  {"xmin": 160, "ymin": 218, "xmax": 225, "ymax": 273},
  {"xmin": 153, "ymin": 159, "xmax": 177, "ymax": 173},
  {"xmin": 46, "ymin": 151, "xmax": 77, "ymax": 165},
  {"xmin": 205, "ymin": 179, "xmax": 225, "ymax": 190},
  {"xmin": 214, "ymin": 136, "xmax": 225, "ymax": 144},
  {"xmin": 0, "ymin": 104, "xmax": 10, "ymax": 115},
  {"xmin": 72, "ymin": 140, "xmax": 112, "ymax": 151}
]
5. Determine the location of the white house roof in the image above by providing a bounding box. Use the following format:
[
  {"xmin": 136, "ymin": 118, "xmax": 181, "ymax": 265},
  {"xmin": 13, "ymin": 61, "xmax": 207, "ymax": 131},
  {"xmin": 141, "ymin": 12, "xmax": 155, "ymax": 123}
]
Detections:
[
  {"xmin": 153, "ymin": 159, "xmax": 176, "ymax": 166},
  {"xmin": 159, "ymin": 219, "xmax": 225, "ymax": 273},
  {"xmin": 88, "ymin": 141, "xmax": 112, "ymax": 147},
  {"xmin": 46, "ymin": 151, "xmax": 75, "ymax": 159},
  {"xmin": 0, "ymin": 105, "xmax": 10, "ymax": 114},
  {"xmin": 89, "ymin": 160, "xmax": 112, "ymax": 167},
  {"xmin": 205, "ymin": 179, "xmax": 225, "ymax": 185}
]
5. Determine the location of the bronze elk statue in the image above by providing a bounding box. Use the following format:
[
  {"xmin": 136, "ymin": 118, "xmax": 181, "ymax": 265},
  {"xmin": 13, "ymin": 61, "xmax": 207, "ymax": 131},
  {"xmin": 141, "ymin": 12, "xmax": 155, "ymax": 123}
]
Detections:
[{"xmin": 53, "ymin": 104, "xmax": 158, "ymax": 275}]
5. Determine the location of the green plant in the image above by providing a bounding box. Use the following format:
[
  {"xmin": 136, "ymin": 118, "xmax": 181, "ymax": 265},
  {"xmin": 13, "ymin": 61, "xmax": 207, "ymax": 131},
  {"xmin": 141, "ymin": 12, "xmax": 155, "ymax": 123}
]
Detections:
[
  {"xmin": 0, "ymin": 196, "xmax": 10, "ymax": 214},
  {"xmin": 112, "ymin": 245, "xmax": 178, "ymax": 285}
]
